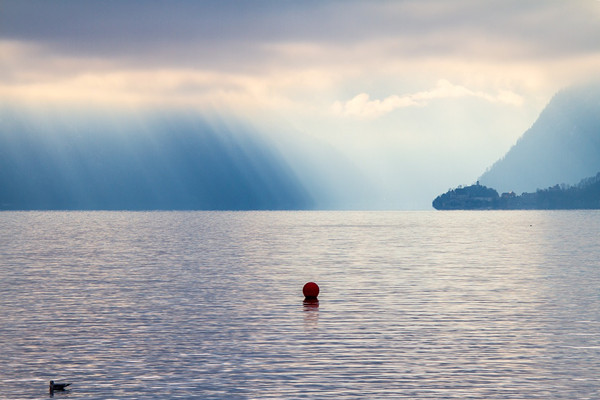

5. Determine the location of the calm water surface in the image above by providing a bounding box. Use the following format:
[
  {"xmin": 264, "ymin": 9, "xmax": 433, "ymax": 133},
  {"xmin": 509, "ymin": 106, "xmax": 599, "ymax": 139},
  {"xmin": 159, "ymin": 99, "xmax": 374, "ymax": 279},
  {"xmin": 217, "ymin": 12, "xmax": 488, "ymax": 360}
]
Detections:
[{"xmin": 1, "ymin": 211, "xmax": 599, "ymax": 399}]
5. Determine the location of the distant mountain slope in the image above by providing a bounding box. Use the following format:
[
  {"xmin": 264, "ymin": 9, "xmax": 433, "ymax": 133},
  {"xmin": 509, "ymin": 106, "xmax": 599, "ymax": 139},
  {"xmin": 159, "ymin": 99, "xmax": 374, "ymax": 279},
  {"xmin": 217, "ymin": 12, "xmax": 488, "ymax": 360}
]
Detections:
[
  {"xmin": 0, "ymin": 108, "xmax": 314, "ymax": 210},
  {"xmin": 479, "ymin": 83, "xmax": 600, "ymax": 194}
]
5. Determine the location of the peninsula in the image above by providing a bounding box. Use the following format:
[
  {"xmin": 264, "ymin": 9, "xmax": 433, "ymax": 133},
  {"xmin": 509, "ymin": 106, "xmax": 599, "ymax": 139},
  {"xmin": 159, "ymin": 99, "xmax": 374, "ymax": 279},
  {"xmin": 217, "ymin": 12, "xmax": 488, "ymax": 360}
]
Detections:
[{"xmin": 432, "ymin": 172, "xmax": 600, "ymax": 210}]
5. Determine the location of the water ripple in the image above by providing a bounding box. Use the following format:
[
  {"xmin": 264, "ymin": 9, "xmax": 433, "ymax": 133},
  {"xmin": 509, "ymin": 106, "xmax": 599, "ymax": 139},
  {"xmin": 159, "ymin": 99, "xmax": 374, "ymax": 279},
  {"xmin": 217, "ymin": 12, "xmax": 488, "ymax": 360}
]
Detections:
[{"xmin": 0, "ymin": 211, "xmax": 599, "ymax": 399}]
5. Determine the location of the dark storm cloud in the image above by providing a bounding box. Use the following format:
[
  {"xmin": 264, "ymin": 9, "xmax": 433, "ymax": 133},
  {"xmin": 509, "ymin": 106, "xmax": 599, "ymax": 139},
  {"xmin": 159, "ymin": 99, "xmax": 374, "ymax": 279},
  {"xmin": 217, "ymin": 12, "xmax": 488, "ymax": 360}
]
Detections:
[
  {"xmin": 0, "ymin": 1, "xmax": 355, "ymax": 73},
  {"xmin": 1, "ymin": 1, "xmax": 324, "ymax": 53},
  {"xmin": 2, "ymin": 0, "xmax": 599, "ymax": 66}
]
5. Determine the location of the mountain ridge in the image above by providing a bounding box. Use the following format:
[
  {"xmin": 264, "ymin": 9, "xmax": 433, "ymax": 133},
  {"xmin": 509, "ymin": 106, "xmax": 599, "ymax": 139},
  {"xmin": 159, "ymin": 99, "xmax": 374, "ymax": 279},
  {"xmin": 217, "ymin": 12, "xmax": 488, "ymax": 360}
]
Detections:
[
  {"xmin": 0, "ymin": 107, "xmax": 315, "ymax": 210},
  {"xmin": 479, "ymin": 83, "xmax": 600, "ymax": 194},
  {"xmin": 433, "ymin": 82, "xmax": 600, "ymax": 210}
]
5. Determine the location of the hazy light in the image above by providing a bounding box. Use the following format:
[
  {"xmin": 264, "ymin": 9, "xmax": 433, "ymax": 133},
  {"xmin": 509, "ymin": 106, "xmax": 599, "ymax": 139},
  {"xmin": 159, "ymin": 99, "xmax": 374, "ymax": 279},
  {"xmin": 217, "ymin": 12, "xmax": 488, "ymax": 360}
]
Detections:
[{"xmin": 1, "ymin": 1, "xmax": 599, "ymax": 208}]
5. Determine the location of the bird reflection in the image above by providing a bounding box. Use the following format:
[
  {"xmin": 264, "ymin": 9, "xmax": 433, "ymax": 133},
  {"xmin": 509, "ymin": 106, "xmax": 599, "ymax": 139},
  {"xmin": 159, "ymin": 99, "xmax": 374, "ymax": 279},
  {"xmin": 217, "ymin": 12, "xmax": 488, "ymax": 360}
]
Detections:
[
  {"xmin": 303, "ymin": 299, "xmax": 319, "ymax": 330},
  {"xmin": 49, "ymin": 380, "xmax": 71, "ymax": 397}
]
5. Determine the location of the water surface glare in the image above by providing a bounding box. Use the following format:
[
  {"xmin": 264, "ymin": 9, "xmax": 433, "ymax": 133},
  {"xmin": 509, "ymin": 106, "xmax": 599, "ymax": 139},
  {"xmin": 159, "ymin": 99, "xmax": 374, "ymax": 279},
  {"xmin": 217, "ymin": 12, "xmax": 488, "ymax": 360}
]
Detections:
[{"xmin": 1, "ymin": 211, "xmax": 599, "ymax": 399}]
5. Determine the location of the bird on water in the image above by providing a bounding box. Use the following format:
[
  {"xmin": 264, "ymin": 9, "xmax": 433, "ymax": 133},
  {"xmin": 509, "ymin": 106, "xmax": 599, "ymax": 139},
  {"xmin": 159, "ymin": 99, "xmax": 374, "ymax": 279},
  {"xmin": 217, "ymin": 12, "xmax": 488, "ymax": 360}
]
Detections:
[{"xmin": 49, "ymin": 381, "xmax": 71, "ymax": 392}]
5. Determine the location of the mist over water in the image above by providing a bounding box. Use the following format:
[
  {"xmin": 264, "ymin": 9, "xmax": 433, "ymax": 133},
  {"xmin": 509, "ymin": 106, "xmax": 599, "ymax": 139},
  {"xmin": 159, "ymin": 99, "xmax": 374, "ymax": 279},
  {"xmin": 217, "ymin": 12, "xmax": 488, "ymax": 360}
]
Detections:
[
  {"xmin": 0, "ymin": 106, "xmax": 387, "ymax": 210},
  {"xmin": 1, "ymin": 211, "xmax": 599, "ymax": 399},
  {"xmin": 0, "ymin": 108, "xmax": 316, "ymax": 210}
]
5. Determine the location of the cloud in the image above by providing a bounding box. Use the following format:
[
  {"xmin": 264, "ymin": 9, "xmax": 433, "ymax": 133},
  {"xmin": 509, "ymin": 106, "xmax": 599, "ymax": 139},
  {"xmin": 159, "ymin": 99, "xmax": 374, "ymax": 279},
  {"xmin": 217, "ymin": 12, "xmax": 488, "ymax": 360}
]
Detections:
[
  {"xmin": 331, "ymin": 94, "xmax": 417, "ymax": 119},
  {"xmin": 2, "ymin": 1, "xmax": 599, "ymax": 87},
  {"xmin": 332, "ymin": 80, "xmax": 524, "ymax": 119},
  {"xmin": 2, "ymin": 1, "xmax": 600, "ymax": 66}
]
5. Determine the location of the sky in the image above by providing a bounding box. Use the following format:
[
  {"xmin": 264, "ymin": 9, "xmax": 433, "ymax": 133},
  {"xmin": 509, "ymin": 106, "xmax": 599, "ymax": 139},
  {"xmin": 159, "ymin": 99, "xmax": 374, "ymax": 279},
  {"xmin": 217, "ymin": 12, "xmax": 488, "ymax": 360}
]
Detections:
[{"xmin": 2, "ymin": 0, "xmax": 600, "ymax": 209}]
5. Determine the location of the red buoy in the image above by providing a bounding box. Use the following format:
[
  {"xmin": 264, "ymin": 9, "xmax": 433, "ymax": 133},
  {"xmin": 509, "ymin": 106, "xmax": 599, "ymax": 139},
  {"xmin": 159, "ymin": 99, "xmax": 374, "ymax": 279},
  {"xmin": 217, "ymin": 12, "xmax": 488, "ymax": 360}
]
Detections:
[{"xmin": 303, "ymin": 282, "xmax": 319, "ymax": 299}]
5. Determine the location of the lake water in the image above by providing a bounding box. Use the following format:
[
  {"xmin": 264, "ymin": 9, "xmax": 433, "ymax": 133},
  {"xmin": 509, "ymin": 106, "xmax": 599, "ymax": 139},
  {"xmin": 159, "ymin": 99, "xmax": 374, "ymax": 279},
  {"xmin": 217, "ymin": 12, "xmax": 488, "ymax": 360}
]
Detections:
[{"xmin": 1, "ymin": 211, "xmax": 599, "ymax": 399}]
